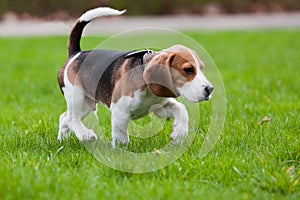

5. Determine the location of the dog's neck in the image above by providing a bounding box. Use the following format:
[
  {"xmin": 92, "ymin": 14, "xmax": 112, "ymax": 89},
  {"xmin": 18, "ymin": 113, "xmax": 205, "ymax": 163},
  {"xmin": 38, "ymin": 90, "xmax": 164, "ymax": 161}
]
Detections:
[{"xmin": 143, "ymin": 51, "xmax": 157, "ymax": 65}]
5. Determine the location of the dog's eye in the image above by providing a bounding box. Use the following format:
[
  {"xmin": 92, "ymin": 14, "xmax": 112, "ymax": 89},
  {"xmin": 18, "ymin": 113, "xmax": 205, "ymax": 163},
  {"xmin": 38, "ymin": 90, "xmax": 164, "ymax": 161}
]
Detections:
[{"xmin": 183, "ymin": 67, "xmax": 195, "ymax": 75}]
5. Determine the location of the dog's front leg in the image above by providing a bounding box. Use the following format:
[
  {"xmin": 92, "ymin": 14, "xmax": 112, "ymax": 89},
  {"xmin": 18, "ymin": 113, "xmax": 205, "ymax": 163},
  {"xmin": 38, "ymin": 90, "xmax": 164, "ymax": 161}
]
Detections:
[
  {"xmin": 153, "ymin": 99, "xmax": 189, "ymax": 144},
  {"xmin": 110, "ymin": 102, "xmax": 130, "ymax": 148}
]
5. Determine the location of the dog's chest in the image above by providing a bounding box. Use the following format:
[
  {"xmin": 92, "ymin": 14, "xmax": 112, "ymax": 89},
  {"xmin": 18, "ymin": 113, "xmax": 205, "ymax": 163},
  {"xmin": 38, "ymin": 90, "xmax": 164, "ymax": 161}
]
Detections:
[{"xmin": 128, "ymin": 89, "xmax": 166, "ymax": 120}]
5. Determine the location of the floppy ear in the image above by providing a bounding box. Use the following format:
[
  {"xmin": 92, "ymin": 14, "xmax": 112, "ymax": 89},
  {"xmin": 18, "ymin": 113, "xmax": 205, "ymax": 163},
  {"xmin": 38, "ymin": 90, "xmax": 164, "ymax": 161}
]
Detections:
[{"xmin": 143, "ymin": 52, "xmax": 178, "ymax": 97}]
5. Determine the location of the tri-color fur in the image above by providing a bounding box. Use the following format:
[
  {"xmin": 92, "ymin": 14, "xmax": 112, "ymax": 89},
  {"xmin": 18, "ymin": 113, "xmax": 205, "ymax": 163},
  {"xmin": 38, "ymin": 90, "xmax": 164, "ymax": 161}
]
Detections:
[{"xmin": 57, "ymin": 7, "xmax": 214, "ymax": 147}]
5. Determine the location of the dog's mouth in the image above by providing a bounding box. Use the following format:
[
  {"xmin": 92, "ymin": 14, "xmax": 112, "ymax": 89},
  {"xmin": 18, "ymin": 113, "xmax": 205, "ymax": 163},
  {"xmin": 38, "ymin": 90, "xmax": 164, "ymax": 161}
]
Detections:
[
  {"xmin": 183, "ymin": 97, "xmax": 209, "ymax": 103},
  {"xmin": 204, "ymin": 93, "xmax": 213, "ymax": 101},
  {"xmin": 197, "ymin": 94, "xmax": 212, "ymax": 102},
  {"xmin": 176, "ymin": 88, "xmax": 213, "ymax": 103},
  {"xmin": 199, "ymin": 97, "xmax": 210, "ymax": 102}
]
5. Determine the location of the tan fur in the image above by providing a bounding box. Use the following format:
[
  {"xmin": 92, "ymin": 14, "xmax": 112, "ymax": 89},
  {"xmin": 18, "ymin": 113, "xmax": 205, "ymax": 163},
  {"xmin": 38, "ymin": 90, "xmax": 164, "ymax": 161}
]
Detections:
[
  {"xmin": 67, "ymin": 60, "xmax": 82, "ymax": 87},
  {"xmin": 143, "ymin": 45, "xmax": 202, "ymax": 97},
  {"xmin": 57, "ymin": 58, "xmax": 75, "ymax": 94},
  {"xmin": 112, "ymin": 61, "xmax": 145, "ymax": 104},
  {"xmin": 143, "ymin": 52, "xmax": 178, "ymax": 97}
]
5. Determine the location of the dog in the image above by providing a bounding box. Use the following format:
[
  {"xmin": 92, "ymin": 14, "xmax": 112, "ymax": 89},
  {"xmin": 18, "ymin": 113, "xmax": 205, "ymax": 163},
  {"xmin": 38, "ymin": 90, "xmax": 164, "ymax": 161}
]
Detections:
[{"xmin": 57, "ymin": 7, "xmax": 213, "ymax": 147}]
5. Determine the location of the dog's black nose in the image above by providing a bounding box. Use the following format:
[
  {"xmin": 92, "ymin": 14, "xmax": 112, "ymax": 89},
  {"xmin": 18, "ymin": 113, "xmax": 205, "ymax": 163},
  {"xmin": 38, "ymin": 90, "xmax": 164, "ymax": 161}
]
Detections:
[{"xmin": 205, "ymin": 85, "xmax": 214, "ymax": 95}]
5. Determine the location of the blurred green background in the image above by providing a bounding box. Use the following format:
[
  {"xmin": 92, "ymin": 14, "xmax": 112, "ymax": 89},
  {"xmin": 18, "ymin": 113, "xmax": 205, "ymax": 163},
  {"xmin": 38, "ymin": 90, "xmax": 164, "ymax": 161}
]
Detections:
[{"xmin": 1, "ymin": 0, "xmax": 300, "ymax": 19}]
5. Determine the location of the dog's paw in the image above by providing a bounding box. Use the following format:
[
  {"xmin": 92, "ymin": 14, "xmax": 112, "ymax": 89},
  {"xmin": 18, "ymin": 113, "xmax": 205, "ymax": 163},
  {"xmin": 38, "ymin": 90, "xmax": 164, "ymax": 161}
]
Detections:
[
  {"xmin": 57, "ymin": 129, "xmax": 71, "ymax": 141},
  {"xmin": 81, "ymin": 129, "xmax": 98, "ymax": 141},
  {"xmin": 170, "ymin": 123, "xmax": 188, "ymax": 145},
  {"xmin": 111, "ymin": 133, "xmax": 129, "ymax": 148}
]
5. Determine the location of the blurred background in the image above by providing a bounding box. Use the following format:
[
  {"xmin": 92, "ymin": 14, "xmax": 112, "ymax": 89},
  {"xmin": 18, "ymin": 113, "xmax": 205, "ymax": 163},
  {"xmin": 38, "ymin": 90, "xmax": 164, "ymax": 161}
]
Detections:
[{"xmin": 1, "ymin": 0, "xmax": 300, "ymax": 20}]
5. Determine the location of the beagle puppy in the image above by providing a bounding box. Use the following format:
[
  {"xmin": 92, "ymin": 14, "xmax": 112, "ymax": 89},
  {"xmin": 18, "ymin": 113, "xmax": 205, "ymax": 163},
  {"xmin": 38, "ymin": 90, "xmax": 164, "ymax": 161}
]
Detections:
[{"xmin": 57, "ymin": 7, "xmax": 213, "ymax": 147}]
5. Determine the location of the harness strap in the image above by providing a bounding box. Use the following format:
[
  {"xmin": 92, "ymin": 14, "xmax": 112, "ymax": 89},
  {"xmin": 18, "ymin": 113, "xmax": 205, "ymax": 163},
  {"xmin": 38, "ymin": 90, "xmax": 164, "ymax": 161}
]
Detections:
[{"xmin": 124, "ymin": 49, "xmax": 154, "ymax": 65}]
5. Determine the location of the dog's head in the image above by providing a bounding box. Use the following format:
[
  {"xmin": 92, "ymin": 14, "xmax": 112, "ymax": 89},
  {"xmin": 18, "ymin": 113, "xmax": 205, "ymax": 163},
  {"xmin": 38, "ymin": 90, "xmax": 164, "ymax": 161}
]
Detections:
[{"xmin": 143, "ymin": 45, "xmax": 213, "ymax": 102}]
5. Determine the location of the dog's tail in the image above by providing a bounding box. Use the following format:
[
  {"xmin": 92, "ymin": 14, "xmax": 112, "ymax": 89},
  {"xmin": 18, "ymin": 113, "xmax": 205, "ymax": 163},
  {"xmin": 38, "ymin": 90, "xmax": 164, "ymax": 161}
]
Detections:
[{"xmin": 68, "ymin": 7, "xmax": 126, "ymax": 57}]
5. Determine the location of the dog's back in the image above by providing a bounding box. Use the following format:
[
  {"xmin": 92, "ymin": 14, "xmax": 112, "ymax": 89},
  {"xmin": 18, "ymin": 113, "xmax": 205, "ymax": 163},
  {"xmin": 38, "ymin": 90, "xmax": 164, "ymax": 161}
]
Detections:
[{"xmin": 57, "ymin": 8, "xmax": 126, "ymax": 106}]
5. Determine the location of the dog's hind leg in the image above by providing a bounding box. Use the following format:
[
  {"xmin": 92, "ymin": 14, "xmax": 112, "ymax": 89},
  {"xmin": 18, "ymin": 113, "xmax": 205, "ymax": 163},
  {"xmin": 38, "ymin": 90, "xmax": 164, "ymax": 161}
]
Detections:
[
  {"xmin": 58, "ymin": 111, "xmax": 71, "ymax": 141},
  {"xmin": 60, "ymin": 86, "xmax": 98, "ymax": 141},
  {"xmin": 110, "ymin": 97, "xmax": 131, "ymax": 148}
]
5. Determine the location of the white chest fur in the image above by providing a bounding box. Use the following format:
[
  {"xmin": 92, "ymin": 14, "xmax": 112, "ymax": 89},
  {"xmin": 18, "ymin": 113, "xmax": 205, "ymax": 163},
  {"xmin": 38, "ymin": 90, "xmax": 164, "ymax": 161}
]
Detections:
[
  {"xmin": 129, "ymin": 89, "xmax": 168, "ymax": 120},
  {"xmin": 111, "ymin": 89, "xmax": 168, "ymax": 121}
]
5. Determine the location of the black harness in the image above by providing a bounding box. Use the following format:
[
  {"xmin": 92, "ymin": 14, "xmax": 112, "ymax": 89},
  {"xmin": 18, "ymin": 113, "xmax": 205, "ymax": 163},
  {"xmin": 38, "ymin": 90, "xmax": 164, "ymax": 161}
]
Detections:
[{"xmin": 124, "ymin": 49, "xmax": 154, "ymax": 65}]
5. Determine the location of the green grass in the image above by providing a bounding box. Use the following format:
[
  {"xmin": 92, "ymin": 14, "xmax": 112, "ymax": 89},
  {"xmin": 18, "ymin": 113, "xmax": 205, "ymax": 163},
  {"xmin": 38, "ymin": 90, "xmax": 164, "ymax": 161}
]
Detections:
[{"xmin": 0, "ymin": 30, "xmax": 300, "ymax": 199}]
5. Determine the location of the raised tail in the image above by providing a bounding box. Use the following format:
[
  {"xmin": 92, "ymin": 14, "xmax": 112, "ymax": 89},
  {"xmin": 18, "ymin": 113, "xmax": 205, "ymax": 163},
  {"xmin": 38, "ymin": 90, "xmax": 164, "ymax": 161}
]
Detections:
[{"xmin": 68, "ymin": 7, "xmax": 126, "ymax": 57}]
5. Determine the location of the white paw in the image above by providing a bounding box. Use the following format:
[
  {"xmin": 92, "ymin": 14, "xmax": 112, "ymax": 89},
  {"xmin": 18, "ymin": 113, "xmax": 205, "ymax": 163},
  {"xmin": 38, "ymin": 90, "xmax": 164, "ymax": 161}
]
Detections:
[
  {"xmin": 57, "ymin": 129, "xmax": 71, "ymax": 141},
  {"xmin": 170, "ymin": 123, "xmax": 188, "ymax": 145},
  {"xmin": 80, "ymin": 129, "xmax": 98, "ymax": 141},
  {"xmin": 111, "ymin": 133, "xmax": 129, "ymax": 148},
  {"xmin": 58, "ymin": 112, "xmax": 71, "ymax": 141}
]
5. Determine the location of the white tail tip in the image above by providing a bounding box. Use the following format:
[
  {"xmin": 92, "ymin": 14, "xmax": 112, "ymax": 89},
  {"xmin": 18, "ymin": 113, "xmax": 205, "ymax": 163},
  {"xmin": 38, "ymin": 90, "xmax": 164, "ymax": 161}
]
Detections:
[{"xmin": 80, "ymin": 7, "xmax": 126, "ymax": 22}]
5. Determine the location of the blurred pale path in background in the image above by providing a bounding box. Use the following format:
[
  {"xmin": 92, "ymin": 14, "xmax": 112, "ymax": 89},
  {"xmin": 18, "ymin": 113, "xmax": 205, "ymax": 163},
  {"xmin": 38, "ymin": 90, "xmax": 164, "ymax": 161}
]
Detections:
[{"xmin": 1, "ymin": 12, "xmax": 300, "ymax": 36}]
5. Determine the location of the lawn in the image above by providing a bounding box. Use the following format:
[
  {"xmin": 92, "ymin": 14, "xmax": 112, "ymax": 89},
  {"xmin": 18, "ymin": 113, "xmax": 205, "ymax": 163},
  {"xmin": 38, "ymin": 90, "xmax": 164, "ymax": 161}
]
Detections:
[{"xmin": 0, "ymin": 29, "xmax": 299, "ymax": 199}]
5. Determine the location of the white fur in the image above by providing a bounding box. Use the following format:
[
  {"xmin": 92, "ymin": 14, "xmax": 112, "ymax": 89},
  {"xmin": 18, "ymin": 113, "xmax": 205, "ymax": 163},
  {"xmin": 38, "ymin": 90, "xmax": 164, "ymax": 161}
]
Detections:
[
  {"xmin": 110, "ymin": 89, "xmax": 167, "ymax": 147},
  {"xmin": 153, "ymin": 98, "xmax": 189, "ymax": 144},
  {"xmin": 110, "ymin": 89, "xmax": 188, "ymax": 147},
  {"xmin": 58, "ymin": 52, "xmax": 97, "ymax": 141},
  {"xmin": 177, "ymin": 49, "xmax": 213, "ymax": 102},
  {"xmin": 79, "ymin": 7, "xmax": 126, "ymax": 22}
]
